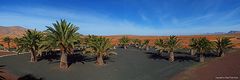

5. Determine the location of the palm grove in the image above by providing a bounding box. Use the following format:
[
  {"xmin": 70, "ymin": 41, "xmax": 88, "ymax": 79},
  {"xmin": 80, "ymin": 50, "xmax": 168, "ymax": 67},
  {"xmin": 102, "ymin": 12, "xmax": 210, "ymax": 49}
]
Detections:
[{"xmin": 2, "ymin": 19, "xmax": 233, "ymax": 69}]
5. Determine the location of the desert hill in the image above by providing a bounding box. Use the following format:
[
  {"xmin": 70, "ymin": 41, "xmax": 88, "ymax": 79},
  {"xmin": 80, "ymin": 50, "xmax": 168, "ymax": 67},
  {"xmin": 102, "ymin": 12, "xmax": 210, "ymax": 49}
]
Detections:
[
  {"xmin": 0, "ymin": 26, "xmax": 27, "ymax": 48},
  {"xmin": 0, "ymin": 26, "xmax": 27, "ymax": 37}
]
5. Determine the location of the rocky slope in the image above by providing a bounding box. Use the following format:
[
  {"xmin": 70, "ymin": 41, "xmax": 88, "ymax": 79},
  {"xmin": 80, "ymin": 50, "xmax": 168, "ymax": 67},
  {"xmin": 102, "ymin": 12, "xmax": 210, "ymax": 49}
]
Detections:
[{"xmin": 0, "ymin": 26, "xmax": 27, "ymax": 37}]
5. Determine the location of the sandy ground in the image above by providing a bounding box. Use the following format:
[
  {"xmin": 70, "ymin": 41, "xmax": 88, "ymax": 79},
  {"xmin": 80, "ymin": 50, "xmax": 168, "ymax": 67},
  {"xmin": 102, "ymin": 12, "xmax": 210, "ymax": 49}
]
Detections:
[
  {"xmin": 0, "ymin": 48, "xmax": 240, "ymax": 80},
  {"xmin": 171, "ymin": 49, "xmax": 240, "ymax": 80}
]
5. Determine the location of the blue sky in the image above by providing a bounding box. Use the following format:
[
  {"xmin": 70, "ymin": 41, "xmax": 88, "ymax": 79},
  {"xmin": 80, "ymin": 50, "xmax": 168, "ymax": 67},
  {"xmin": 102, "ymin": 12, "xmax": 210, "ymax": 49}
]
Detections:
[{"xmin": 0, "ymin": 0, "xmax": 240, "ymax": 35}]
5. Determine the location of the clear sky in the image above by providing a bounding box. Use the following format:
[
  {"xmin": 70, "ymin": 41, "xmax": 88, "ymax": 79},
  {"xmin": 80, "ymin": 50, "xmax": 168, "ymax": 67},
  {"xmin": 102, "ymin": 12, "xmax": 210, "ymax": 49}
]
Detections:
[{"xmin": 0, "ymin": 0, "xmax": 240, "ymax": 35}]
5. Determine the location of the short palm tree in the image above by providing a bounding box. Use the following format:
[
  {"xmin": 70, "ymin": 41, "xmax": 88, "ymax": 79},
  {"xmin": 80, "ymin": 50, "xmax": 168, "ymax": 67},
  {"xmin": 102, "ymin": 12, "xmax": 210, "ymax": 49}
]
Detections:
[
  {"xmin": 3, "ymin": 36, "xmax": 11, "ymax": 51},
  {"xmin": 119, "ymin": 36, "xmax": 130, "ymax": 49},
  {"xmin": 155, "ymin": 38, "xmax": 165, "ymax": 56},
  {"xmin": 16, "ymin": 29, "xmax": 44, "ymax": 62},
  {"xmin": 215, "ymin": 37, "xmax": 232, "ymax": 57},
  {"xmin": 142, "ymin": 39, "xmax": 150, "ymax": 50},
  {"xmin": 195, "ymin": 37, "xmax": 213, "ymax": 62},
  {"xmin": 189, "ymin": 38, "xmax": 198, "ymax": 56},
  {"xmin": 165, "ymin": 36, "xmax": 180, "ymax": 62},
  {"xmin": 86, "ymin": 36, "xmax": 116, "ymax": 65},
  {"xmin": 46, "ymin": 19, "xmax": 79, "ymax": 69},
  {"xmin": 132, "ymin": 39, "xmax": 140, "ymax": 47}
]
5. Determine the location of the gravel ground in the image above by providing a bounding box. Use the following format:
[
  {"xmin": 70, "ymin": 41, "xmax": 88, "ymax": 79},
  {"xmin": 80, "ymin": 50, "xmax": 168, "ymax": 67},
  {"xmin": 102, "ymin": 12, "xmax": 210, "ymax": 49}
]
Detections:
[{"xmin": 0, "ymin": 47, "xmax": 198, "ymax": 80}]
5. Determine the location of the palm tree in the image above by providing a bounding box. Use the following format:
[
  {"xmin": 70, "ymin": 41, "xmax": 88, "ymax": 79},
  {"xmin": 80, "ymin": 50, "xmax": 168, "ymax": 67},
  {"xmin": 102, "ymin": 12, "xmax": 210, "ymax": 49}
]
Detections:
[
  {"xmin": 194, "ymin": 37, "xmax": 213, "ymax": 62},
  {"xmin": 132, "ymin": 39, "xmax": 140, "ymax": 47},
  {"xmin": 189, "ymin": 38, "xmax": 198, "ymax": 56},
  {"xmin": 165, "ymin": 36, "xmax": 180, "ymax": 62},
  {"xmin": 142, "ymin": 39, "xmax": 150, "ymax": 50},
  {"xmin": 3, "ymin": 36, "xmax": 11, "ymax": 51},
  {"xmin": 16, "ymin": 29, "xmax": 44, "ymax": 62},
  {"xmin": 85, "ymin": 36, "xmax": 116, "ymax": 65},
  {"xmin": 119, "ymin": 36, "xmax": 130, "ymax": 49},
  {"xmin": 46, "ymin": 19, "xmax": 79, "ymax": 69},
  {"xmin": 215, "ymin": 37, "xmax": 232, "ymax": 57},
  {"xmin": 155, "ymin": 38, "xmax": 165, "ymax": 56}
]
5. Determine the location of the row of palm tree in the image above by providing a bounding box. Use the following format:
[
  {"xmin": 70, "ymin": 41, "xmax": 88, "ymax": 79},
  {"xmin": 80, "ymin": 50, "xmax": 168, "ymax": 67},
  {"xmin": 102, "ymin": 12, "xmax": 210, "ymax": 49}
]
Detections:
[
  {"xmin": 118, "ymin": 37, "xmax": 151, "ymax": 50},
  {"xmin": 12, "ymin": 19, "xmax": 116, "ymax": 69},
  {"xmin": 2, "ymin": 19, "xmax": 233, "ymax": 69},
  {"xmin": 155, "ymin": 36, "xmax": 232, "ymax": 62}
]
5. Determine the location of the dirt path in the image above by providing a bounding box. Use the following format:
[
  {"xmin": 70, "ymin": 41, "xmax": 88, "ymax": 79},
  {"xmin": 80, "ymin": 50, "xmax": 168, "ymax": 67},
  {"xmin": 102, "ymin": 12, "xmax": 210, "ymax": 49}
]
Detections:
[{"xmin": 171, "ymin": 49, "xmax": 240, "ymax": 80}]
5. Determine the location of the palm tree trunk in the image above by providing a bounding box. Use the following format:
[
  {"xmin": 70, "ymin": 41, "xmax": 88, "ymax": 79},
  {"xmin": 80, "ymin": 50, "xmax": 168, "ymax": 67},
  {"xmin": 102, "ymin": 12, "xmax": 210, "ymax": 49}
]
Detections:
[
  {"xmin": 124, "ymin": 45, "xmax": 127, "ymax": 49},
  {"xmin": 7, "ymin": 42, "xmax": 10, "ymax": 51},
  {"xmin": 60, "ymin": 48, "xmax": 68, "ymax": 69},
  {"xmin": 200, "ymin": 54, "xmax": 204, "ymax": 62},
  {"xmin": 169, "ymin": 51, "xmax": 174, "ymax": 62},
  {"xmin": 220, "ymin": 50, "xmax": 224, "ymax": 57},
  {"xmin": 30, "ymin": 50, "xmax": 37, "ymax": 62},
  {"xmin": 96, "ymin": 54, "xmax": 104, "ymax": 65},
  {"xmin": 159, "ymin": 49, "xmax": 163, "ymax": 56},
  {"xmin": 190, "ymin": 49, "xmax": 195, "ymax": 56},
  {"xmin": 146, "ymin": 46, "xmax": 149, "ymax": 51}
]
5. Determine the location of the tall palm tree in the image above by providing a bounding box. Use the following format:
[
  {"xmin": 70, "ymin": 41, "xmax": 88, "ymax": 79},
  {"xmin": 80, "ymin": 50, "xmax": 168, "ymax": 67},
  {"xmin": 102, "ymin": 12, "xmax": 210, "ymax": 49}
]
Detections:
[
  {"xmin": 16, "ymin": 29, "xmax": 44, "ymax": 62},
  {"xmin": 142, "ymin": 39, "xmax": 150, "ymax": 50},
  {"xmin": 215, "ymin": 37, "xmax": 232, "ymax": 57},
  {"xmin": 3, "ymin": 36, "xmax": 11, "ymax": 51},
  {"xmin": 119, "ymin": 36, "xmax": 130, "ymax": 49},
  {"xmin": 46, "ymin": 19, "xmax": 79, "ymax": 69},
  {"xmin": 165, "ymin": 36, "xmax": 180, "ymax": 62},
  {"xmin": 85, "ymin": 36, "xmax": 116, "ymax": 65},
  {"xmin": 189, "ymin": 38, "xmax": 198, "ymax": 56},
  {"xmin": 194, "ymin": 37, "xmax": 213, "ymax": 62},
  {"xmin": 155, "ymin": 38, "xmax": 165, "ymax": 56}
]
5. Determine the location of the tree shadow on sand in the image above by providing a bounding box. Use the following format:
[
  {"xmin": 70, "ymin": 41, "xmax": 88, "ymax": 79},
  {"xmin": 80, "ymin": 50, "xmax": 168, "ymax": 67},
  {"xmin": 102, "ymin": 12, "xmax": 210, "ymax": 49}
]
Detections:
[
  {"xmin": 146, "ymin": 52, "xmax": 199, "ymax": 62},
  {"xmin": 0, "ymin": 65, "xmax": 6, "ymax": 80},
  {"xmin": 37, "ymin": 51, "xmax": 60, "ymax": 63},
  {"xmin": 37, "ymin": 50, "xmax": 116, "ymax": 67},
  {"xmin": 18, "ymin": 74, "xmax": 43, "ymax": 80},
  {"xmin": 68, "ymin": 54, "xmax": 115, "ymax": 66}
]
